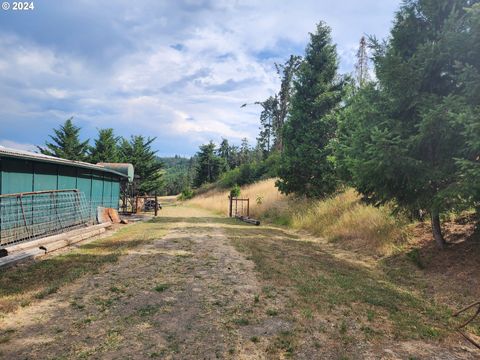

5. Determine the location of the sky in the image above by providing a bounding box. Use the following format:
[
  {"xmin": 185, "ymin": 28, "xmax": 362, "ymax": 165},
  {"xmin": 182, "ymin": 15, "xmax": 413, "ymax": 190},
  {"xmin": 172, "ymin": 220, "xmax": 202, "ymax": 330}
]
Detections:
[{"xmin": 0, "ymin": 0, "xmax": 400, "ymax": 157}]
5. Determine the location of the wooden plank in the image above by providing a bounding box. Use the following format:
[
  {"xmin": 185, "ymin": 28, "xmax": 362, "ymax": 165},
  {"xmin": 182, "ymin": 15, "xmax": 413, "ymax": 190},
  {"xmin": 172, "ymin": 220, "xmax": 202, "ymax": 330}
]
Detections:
[{"xmin": 3, "ymin": 222, "xmax": 112, "ymax": 254}]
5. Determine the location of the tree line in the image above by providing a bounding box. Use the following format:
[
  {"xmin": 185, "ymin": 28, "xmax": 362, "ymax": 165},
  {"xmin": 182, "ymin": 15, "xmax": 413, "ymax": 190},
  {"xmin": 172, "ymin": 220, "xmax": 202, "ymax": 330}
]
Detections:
[
  {"xmin": 193, "ymin": 0, "xmax": 480, "ymax": 248},
  {"xmin": 37, "ymin": 118, "xmax": 163, "ymax": 194}
]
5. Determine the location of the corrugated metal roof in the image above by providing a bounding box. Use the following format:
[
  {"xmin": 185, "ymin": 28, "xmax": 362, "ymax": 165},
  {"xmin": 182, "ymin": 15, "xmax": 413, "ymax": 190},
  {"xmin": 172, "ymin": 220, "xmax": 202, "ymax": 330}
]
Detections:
[{"xmin": 0, "ymin": 146, "xmax": 128, "ymax": 178}]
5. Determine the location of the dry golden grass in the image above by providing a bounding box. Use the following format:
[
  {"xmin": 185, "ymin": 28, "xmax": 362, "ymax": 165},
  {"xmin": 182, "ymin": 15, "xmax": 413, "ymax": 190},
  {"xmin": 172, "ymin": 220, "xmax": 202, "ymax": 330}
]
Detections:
[
  {"xmin": 189, "ymin": 180, "xmax": 409, "ymax": 255},
  {"xmin": 291, "ymin": 189, "xmax": 409, "ymax": 255},
  {"xmin": 187, "ymin": 179, "xmax": 288, "ymax": 218}
]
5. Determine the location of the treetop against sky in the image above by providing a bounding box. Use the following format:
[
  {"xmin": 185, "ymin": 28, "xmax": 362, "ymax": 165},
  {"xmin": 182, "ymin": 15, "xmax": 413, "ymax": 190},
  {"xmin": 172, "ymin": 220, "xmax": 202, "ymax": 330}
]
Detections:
[{"xmin": 0, "ymin": 0, "xmax": 398, "ymax": 156}]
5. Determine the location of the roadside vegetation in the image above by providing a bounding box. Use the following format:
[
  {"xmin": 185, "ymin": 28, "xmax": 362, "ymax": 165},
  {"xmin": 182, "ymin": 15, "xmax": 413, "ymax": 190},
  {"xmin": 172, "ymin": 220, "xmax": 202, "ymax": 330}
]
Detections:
[
  {"xmin": 185, "ymin": 0, "xmax": 480, "ymax": 253},
  {"xmin": 188, "ymin": 179, "xmax": 410, "ymax": 256}
]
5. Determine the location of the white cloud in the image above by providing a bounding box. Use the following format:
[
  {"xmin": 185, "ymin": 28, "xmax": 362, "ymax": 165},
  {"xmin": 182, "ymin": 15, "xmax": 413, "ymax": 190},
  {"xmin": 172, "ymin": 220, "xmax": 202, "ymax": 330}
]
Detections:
[{"xmin": 0, "ymin": 0, "xmax": 399, "ymax": 154}]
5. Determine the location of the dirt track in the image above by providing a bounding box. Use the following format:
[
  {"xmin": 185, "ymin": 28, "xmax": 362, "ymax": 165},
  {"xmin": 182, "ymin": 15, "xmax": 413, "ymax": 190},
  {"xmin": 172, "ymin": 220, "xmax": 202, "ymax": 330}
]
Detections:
[
  {"xmin": 0, "ymin": 205, "xmax": 477, "ymax": 359},
  {"xmin": 0, "ymin": 207, "xmax": 289, "ymax": 359}
]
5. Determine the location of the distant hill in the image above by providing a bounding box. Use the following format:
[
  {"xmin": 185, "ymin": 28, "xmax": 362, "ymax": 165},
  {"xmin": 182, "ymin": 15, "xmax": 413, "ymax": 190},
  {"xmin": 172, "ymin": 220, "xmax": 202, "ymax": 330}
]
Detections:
[{"xmin": 157, "ymin": 156, "xmax": 194, "ymax": 195}]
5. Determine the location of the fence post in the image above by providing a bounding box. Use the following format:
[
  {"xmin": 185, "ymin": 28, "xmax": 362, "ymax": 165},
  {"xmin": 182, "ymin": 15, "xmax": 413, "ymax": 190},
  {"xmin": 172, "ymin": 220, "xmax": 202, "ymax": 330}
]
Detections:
[
  {"xmin": 229, "ymin": 196, "xmax": 233, "ymax": 217},
  {"xmin": 135, "ymin": 196, "xmax": 139, "ymax": 214},
  {"xmin": 154, "ymin": 192, "xmax": 158, "ymax": 216},
  {"xmin": 247, "ymin": 198, "xmax": 250, "ymax": 217}
]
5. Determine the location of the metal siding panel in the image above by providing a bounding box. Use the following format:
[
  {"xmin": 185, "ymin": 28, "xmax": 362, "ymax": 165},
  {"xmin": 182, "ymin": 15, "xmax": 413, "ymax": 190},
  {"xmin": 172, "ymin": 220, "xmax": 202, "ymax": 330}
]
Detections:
[
  {"xmin": 103, "ymin": 176, "xmax": 113, "ymax": 207},
  {"xmin": 77, "ymin": 169, "xmax": 92, "ymax": 202},
  {"xmin": 1, "ymin": 158, "xmax": 34, "ymax": 194},
  {"xmin": 111, "ymin": 178, "xmax": 120, "ymax": 209},
  {"xmin": 33, "ymin": 162, "xmax": 58, "ymax": 191},
  {"xmin": 91, "ymin": 172, "xmax": 104, "ymax": 209},
  {"xmin": 58, "ymin": 166, "xmax": 77, "ymax": 189}
]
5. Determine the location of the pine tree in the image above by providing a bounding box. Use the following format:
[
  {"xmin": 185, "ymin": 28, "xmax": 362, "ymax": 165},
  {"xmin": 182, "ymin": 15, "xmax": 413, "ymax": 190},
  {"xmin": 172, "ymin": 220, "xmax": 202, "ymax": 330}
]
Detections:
[
  {"xmin": 89, "ymin": 128, "xmax": 119, "ymax": 163},
  {"xmin": 38, "ymin": 118, "xmax": 89, "ymax": 161},
  {"xmin": 239, "ymin": 138, "xmax": 251, "ymax": 165},
  {"xmin": 274, "ymin": 55, "xmax": 301, "ymax": 151},
  {"xmin": 336, "ymin": 0, "xmax": 480, "ymax": 248},
  {"xmin": 216, "ymin": 138, "xmax": 232, "ymax": 171},
  {"xmin": 118, "ymin": 136, "xmax": 163, "ymax": 194},
  {"xmin": 257, "ymin": 96, "xmax": 278, "ymax": 158},
  {"xmin": 276, "ymin": 22, "xmax": 346, "ymax": 197},
  {"xmin": 193, "ymin": 142, "xmax": 224, "ymax": 187},
  {"xmin": 255, "ymin": 55, "xmax": 301, "ymax": 155}
]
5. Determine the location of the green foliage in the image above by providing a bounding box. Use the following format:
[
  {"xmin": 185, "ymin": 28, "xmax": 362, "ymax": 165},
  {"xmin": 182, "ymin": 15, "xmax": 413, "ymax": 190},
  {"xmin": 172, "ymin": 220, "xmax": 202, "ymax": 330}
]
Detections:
[
  {"xmin": 216, "ymin": 138, "xmax": 237, "ymax": 170},
  {"xmin": 277, "ymin": 22, "xmax": 346, "ymax": 198},
  {"xmin": 274, "ymin": 55, "xmax": 302, "ymax": 152},
  {"xmin": 158, "ymin": 156, "xmax": 194, "ymax": 196},
  {"xmin": 178, "ymin": 187, "xmax": 194, "ymax": 201},
  {"xmin": 257, "ymin": 96, "xmax": 278, "ymax": 157},
  {"xmin": 89, "ymin": 128, "xmax": 119, "ymax": 163},
  {"xmin": 336, "ymin": 0, "xmax": 480, "ymax": 244},
  {"xmin": 230, "ymin": 184, "xmax": 241, "ymax": 198},
  {"xmin": 217, "ymin": 152, "xmax": 280, "ymax": 188},
  {"xmin": 406, "ymin": 249, "xmax": 424, "ymax": 270},
  {"xmin": 193, "ymin": 141, "xmax": 225, "ymax": 187},
  {"xmin": 119, "ymin": 135, "xmax": 163, "ymax": 194},
  {"xmin": 38, "ymin": 118, "xmax": 89, "ymax": 161}
]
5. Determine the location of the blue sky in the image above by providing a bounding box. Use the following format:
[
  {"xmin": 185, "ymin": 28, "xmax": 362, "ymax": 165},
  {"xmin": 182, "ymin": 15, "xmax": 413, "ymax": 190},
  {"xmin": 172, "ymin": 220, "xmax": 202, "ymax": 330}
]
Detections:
[{"xmin": 0, "ymin": 0, "xmax": 400, "ymax": 157}]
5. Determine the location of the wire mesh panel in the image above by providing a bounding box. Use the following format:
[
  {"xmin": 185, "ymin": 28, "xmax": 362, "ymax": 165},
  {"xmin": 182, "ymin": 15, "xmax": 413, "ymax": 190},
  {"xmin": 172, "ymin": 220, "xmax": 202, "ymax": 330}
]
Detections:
[{"xmin": 0, "ymin": 190, "xmax": 93, "ymax": 248}]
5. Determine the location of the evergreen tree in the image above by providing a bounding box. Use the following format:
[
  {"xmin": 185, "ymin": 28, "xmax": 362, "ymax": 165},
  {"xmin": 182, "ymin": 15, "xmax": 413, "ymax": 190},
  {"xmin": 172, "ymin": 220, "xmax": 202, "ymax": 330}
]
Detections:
[
  {"xmin": 216, "ymin": 138, "xmax": 232, "ymax": 171},
  {"xmin": 38, "ymin": 118, "xmax": 89, "ymax": 161},
  {"xmin": 228, "ymin": 144, "xmax": 240, "ymax": 169},
  {"xmin": 274, "ymin": 55, "xmax": 301, "ymax": 151},
  {"xmin": 238, "ymin": 138, "xmax": 252, "ymax": 165},
  {"xmin": 276, "ymin": 22, "xmax": 346, "ymax": 197},
  {"xmin": 89, "ymin": 128, "xmax": 119, "ymax": 163},
  {"xmin": 456, "ymin": 3, "xmax": 480, "ymax": 220},
  {"xmin": 257, "ymin": 96, "xmax": 278, "ymax": 158},
  {"xmin": 255, "ymin": 55, "xmax": 301, "ymax": 155},
  {"xmin": 193, "ymin": 142, "xmax": 224, "ymax": 187},
  {"xmin": 119, "ymin": 135, "xmax": 163, "ymax": 194},
  {"xmin": 336, "ymin": 0, "xmax": 480, "ymax": 248}
]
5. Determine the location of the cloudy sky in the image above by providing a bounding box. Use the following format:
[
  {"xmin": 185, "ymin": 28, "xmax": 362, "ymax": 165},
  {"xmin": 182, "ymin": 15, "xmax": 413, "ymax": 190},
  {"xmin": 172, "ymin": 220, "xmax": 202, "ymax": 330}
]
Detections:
[{"xmin": 0, "ymin": 0, "xmax": 400, "ymax": 156}]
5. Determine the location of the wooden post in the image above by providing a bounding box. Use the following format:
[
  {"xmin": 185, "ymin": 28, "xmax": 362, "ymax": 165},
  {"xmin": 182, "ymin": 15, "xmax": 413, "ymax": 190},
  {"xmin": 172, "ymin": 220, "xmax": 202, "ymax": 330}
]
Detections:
[
  {"xmin": 135, "ymin": 196, "xmax": 139, "ymax": 214},
  {"xmin": 247, "ymin": 198, "xmax": 250, "ymax": 217},
  {"xmin": 229, "ymin": 196, "xmax": 233, "ymax": 217},
  {"xmin": 154, "ymin": 192, "xmax": 158, "ymax": 216}
]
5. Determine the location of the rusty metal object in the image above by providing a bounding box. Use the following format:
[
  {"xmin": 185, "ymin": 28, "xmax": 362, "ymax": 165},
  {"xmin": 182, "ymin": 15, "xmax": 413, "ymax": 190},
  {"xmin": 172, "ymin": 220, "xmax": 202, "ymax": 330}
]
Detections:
[
  {"xmin": 228, "ymin": 197, "xmax": 260, "ymax": 225},
  {"xmin": 453, "ymin": 301, "xmax": 480, "ymax": 349}
]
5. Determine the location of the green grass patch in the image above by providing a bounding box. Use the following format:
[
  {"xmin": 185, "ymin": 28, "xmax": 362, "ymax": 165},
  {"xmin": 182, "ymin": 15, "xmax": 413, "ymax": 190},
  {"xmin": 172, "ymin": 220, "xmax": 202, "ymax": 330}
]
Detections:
[
  {"xmin": 226, "ymin": 226, "xmax": 451, "ymax": 341},
  {"xmin": 154, "ymin": 283, "xmax": 170, "ymax": 292}
]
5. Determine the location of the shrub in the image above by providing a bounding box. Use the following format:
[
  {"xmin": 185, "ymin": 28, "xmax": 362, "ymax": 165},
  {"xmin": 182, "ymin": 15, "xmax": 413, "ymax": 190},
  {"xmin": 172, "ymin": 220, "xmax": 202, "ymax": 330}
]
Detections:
[
  {"xmin": 230, "ymin": 184, "xmax": 241, "ymax": 198},
  {"xmin": 178, "ymin": 187, "xmax": 194, "ymax": 201}
]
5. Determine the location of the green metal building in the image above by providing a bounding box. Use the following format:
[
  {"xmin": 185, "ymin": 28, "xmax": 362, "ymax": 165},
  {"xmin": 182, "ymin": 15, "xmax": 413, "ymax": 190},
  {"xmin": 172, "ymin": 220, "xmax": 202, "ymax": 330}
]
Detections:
[
  {"xmin": 0, "ymin": 146, "xmax": 134, "ymax": 249},
  {"xmin": 0, "ymin": 146, "xmax": 128, "ymax": 208}
]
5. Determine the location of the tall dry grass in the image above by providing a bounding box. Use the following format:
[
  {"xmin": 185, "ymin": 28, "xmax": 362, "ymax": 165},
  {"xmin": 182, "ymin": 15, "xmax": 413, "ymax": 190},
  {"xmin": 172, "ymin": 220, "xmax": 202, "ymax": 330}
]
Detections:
[
  {"xmin": 187, "ymin": 178, "xmax": 288, "ymax": 218},
  {"xmin": 188, "ymin": 179, "xmax": 409, "ymax": 255},
  {"xmin": 290, "ymin": 189, "xmax": 409, "ymax": 255}
]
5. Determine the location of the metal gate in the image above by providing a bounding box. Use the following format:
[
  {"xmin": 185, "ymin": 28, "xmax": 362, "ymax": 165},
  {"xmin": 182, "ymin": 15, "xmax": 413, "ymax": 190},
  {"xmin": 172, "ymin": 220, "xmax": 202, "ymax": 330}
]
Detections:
[{"xmin": 229, "ymin": 197, "xmax": 250, "ymax": 218}]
